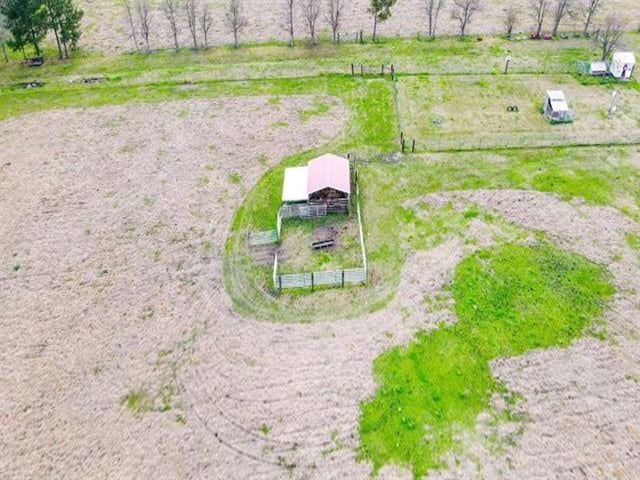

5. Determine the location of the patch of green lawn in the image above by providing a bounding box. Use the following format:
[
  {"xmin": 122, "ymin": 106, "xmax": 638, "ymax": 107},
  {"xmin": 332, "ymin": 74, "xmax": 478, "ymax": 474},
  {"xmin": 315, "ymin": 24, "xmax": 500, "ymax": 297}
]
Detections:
[{"xmin": 358, "ymin": 243, "xmax": 614, "ymax": 478}]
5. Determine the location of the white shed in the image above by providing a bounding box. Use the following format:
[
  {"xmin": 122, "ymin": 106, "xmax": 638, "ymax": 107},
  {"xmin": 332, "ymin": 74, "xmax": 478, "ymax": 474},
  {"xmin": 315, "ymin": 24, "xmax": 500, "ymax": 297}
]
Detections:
[
  {"xmin": 589, "ymin": 61, "xmax": 607, "ymax": 76},
  {"xmin": 610, "ymin": 52, "xmax": 636, "ymax": 80},
  {"xmin": 543, "ymin": 90, "xmax": 573, "ymax": 123}
]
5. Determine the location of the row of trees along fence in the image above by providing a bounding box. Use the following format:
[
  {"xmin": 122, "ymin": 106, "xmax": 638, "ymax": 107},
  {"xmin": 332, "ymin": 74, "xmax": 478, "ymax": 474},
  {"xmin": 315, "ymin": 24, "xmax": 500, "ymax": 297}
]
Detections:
[{"xmin": 272, "ymin": 153, "xmax": 367, "ymax": 292}]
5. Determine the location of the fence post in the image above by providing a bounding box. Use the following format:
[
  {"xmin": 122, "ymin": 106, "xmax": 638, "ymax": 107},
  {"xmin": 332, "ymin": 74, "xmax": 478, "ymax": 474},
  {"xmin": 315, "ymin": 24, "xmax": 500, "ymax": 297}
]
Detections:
[
  {"xmin": 412, "ymin": 139, "xmax": 415, "ymax": 152},
  {"xmin": 401, "ymin": 139, "xmax": 406, "ymax": 152},
  {"xmin": 278, "ymin": 275, "xmax": 282, "ymax": 292},
  {"xmin": 381, "ymin": 64, "xmax": 384, "ymax": 76},
  {"xmin": 342, "ymin": 270, "xmax": 345, "ymax": 288},
  {"xmin": 360, "ymin": 64, "xmax": 364, "ymax": 76},
  {"xmin": 311, "ymin": 272, "xmax": 315, "ymax": 291}
]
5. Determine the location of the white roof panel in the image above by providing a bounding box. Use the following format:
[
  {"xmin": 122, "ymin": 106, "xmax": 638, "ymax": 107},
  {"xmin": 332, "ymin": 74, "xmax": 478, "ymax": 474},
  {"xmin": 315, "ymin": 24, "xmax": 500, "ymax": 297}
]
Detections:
[
  {"xmin": 282, "ymin": 167, "xmax": 309, "ymax": 202},
  {"xmin": 613, "ymin": 52, "xmax": 636, "ymax": 64},
  {"xmin": 546, "ymin": 90, "xmax": 569, "ymax": 112}
]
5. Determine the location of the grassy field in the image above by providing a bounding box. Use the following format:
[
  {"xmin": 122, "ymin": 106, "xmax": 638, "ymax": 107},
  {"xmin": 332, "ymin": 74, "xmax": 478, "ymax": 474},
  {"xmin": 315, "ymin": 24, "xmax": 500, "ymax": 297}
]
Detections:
[
  {"xmin": 358, "ymin": 243, "xmax": 614, "ymax": 478},
  {"xmin": 398, "ymin": 73, "xmax": 640, "ymax": 151}
]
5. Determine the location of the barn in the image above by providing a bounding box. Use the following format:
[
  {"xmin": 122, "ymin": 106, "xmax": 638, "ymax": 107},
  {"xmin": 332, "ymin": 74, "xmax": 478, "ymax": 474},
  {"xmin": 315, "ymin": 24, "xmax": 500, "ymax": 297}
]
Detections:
[
  {"xmin": 281, "ymin": 154, "xmax": 351, "ymax": 214},
  {"xmin": 610, "ymin": 52, "xmax": 636, "ymax": 81},
  {"xmin": 543, "ymin": 90, "xmax": 573, "ymax": 123}
]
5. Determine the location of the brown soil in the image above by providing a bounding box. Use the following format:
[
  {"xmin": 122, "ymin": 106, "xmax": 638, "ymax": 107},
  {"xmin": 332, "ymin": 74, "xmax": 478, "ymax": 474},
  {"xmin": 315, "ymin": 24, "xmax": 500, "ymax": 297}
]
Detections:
[{"xmin": 2, "ymin": 92, "xmax": 639, "ymax": 480}]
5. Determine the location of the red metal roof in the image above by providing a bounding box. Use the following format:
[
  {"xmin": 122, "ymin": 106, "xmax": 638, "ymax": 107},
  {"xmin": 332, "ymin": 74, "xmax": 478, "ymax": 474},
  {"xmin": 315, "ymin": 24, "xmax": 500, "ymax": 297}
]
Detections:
[{"xmin": 307, "ymin": 154, "xmax": 351, "ymax": 196}]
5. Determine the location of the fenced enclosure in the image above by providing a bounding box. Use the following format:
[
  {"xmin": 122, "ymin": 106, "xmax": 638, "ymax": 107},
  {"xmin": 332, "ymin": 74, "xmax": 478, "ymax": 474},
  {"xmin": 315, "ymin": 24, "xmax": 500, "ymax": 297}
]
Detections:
[{"xmin": 272, "ymin": 157, "xmax": 368, "ymax": 292}]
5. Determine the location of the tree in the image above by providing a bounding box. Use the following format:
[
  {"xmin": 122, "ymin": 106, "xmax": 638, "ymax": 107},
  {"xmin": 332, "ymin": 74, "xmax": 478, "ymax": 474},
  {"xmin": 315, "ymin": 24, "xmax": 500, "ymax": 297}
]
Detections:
[
  {"xmin": 300, "ymin": 0, "xmax": 320, "ymax": 46},
  {"xmin": 595, "ymin": 15, "xmax": 624, "ymax": 60},
  {"xmin": 56, "ymin": 0, "xmax": 83, "ymax": 58},
  {"xmin": 183, "ymin": 0, "xmax": 198, "ymax": 49},
  {"xmin": 424, "ymin": 0, "xmax": 445, "ymax": 40},
  {"xmin": 529, "ymin": 0, "xmax": 548, "ymax": 37},
  {"xmin": 136, "ymin": 0, "xmax": 152, "ymax": 50},
  {"xmin": 368, "ymin": 0, "xmax": 396, "ymax": 43},
  {"xmin": 162, "ymin": 0, "xmax": 180, "ymax": 50},
  {"xmin": 123, "ymin": 0, "xmax": 140, "ymax": 50},
  {"xmin": 226, "ymin": 0, "xmax": 247, "ymax": 48},
  {"xmin": 43, "ymin": 0, "xmax": 65, "ymax": 58},
  {"xmin": 326, "ymin": 0, "xmax": 342, "ymax": 43},
  {"xmin": 551, "ymin": 0, "xmax": 571, "ymax": 36},
  {"xmin": 1, "ymin": 12, "xmax": 11, "ymax": 62},
  {"xmin": 200, "ymin": 2, "xmax": 212, "ymax": 49},
  {"xmin": 581, "ymin": 0, "xmax": 603, "ymax": 36},
  {"xmin": 283, "ymin": 0, "xmax": 295, "ymax": 46},
  {"xmin": 1, "ymin": 0, "xmax": 48, "ymax": 57},
  {"xmin": 504, "ymin": 4, "xmax": 517, "ymax": 38},
  {"xmin": 451, "ymin": 0, "xmax": 480, "ymax": 37}
]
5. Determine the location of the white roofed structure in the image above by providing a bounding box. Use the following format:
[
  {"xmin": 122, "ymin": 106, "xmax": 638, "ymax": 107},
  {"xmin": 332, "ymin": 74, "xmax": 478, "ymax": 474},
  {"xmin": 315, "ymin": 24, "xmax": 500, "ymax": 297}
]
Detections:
[
  {"xmin": 544, "ymin": 90, "xmax": 573, "ymax": 123},
  {"xmin": 610, "ymin": 52, "xmax": 636, "ymax": 80}
]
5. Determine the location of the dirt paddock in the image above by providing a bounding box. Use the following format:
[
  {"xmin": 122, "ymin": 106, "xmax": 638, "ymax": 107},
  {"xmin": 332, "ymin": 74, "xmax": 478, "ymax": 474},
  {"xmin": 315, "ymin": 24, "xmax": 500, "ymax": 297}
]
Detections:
[{"xmin": 1, "ymin": 98, "xmax": 640, "ymax": 479}]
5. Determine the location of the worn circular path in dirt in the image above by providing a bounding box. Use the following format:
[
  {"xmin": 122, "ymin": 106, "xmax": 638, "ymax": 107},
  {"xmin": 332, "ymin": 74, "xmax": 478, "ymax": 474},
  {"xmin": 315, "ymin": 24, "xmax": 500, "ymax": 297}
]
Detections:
[{"xmin": 1, "ymin": 96, "xmax": 639, "ymax": 479}]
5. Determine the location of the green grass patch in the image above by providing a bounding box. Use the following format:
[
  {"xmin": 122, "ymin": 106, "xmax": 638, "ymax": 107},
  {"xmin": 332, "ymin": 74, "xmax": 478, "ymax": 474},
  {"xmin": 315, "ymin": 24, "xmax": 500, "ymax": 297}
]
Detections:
[
  {"xmin": 358, "ymin": 243, "xmax": 614, "ymax": 478},
  {"xmin": 122, "ymin": 388, "xmax": 154, "ymax": 416}
]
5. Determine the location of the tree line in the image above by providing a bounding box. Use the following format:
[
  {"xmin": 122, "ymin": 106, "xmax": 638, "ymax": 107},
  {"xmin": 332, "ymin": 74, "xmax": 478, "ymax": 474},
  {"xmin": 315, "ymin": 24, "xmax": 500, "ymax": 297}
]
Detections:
[
  {"xmin": 0, "ymin": 0, "xmax": 83, "ymax": 60},
  {"xmin": 120, "ymin": 0, "xmax": 625, "ymax": 51},
  {"xmin": 0, "ymin": 0, "xmax": 629, "ymax": 63}
]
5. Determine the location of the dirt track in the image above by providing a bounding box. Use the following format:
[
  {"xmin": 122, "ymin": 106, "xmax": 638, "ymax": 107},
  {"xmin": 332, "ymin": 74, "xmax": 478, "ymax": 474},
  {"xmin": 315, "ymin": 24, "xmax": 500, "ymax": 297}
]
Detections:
[{"xmin": 2, "ymin": 99, "xmax": 640, "ymax": 479}]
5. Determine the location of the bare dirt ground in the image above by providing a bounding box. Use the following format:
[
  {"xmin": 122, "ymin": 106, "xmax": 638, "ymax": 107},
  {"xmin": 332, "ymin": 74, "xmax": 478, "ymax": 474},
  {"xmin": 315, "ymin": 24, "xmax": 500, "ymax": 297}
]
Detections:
[
  {"xmin": 2, "ymin": 96, "xmax": 640, "ymax": 479},
  {"xmin": 79, "ymin": 0, "xmax": 640, "ymax": 53}
]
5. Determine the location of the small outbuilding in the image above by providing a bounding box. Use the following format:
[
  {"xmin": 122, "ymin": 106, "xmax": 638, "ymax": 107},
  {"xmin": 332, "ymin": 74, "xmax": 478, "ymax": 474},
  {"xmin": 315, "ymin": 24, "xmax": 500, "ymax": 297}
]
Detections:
[
  {"xmin": 543, "ymin": 90, "xmax": 573, "ymax": 123},
  {"xmin": 610, "ymin": 52, "xmax": 636, "ymax": 81},
  {"xmin": 281, "ymin": 153, "xmax": 351, "ymax": 214},
  {"xmin": 589, "ymin": 61, "xmax": 608, "ymax": 76}
]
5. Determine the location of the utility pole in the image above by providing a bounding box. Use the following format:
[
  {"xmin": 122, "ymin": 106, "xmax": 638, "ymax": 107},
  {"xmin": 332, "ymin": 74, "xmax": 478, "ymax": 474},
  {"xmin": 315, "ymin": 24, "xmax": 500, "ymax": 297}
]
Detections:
[{"xmin": 608, "ymin": 89, "xmax": 618, "ymax": 117}]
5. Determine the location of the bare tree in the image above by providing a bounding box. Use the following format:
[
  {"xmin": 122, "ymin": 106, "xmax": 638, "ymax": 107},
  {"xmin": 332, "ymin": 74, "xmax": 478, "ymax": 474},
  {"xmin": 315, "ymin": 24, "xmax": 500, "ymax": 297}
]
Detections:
[
  {"xmin": 529, "ymin": 0, "xmax": 548, "ymax": 37},
  {"xmin": 451, "ymin": 0, "xmax": 480, "ymax": 37},
  {"xmin": 326, "ymin": 0, "xmax": 342, "ymax": 43},
  {"xmin": 136, "ymin": 0, "xmax": 152, "ymax": 50},
  {"xmin": 301, "ymin": 0, "xmax": 320, "ymax": 45},
  {"xmin": 124, "ymin": 0, "xmax": 140, "ymax": 50},
  {"xmin": 424, "ymin": 0, "xmax": 445, "ymax": 39},
  {"xmin": 184, "ymin": 0, "xmax": 198, "ymax": 49},
  {"xmin": 581, "ymin": 0, "xmax": 603, "ymax": 36},
  {"xmin": 200, "ymin": 2, "xmax": 213, "ymax": 49},
  {"xmin": 162, "ymin": 0, "xmax": 180, "ymax": 50},
  {"xmin": 551, "ymin": 0, "xmax": 571, "ymax": 36},
  {"xmin": 504, "ymin": 4, "xmax": 518, "ymax": 38},
  {"xmin": 595, "ymin": 14, "xmax": 624, "ymax": 60},
  {"xmin": 226, "ymin": 0, "xmax": 247, "ymax": 48},
  {"xmin": 283, "ymin": 0, "xmax": 295, "ymax": 46}
]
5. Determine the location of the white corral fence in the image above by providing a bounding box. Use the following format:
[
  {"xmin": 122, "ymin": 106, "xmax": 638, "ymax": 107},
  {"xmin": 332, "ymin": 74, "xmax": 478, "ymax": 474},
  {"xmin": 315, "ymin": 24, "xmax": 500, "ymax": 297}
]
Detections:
[{"xmin": 274, "ymin": 267, "xmax": 367, "ymax": 290}]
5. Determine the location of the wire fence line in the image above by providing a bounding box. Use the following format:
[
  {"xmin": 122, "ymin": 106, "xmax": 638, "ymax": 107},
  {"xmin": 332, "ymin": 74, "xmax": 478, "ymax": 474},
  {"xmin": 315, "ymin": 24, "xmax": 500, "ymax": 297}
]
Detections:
[{"xmin": 413, "ymin": 131, "xmax": 640, "ymax": 153}]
